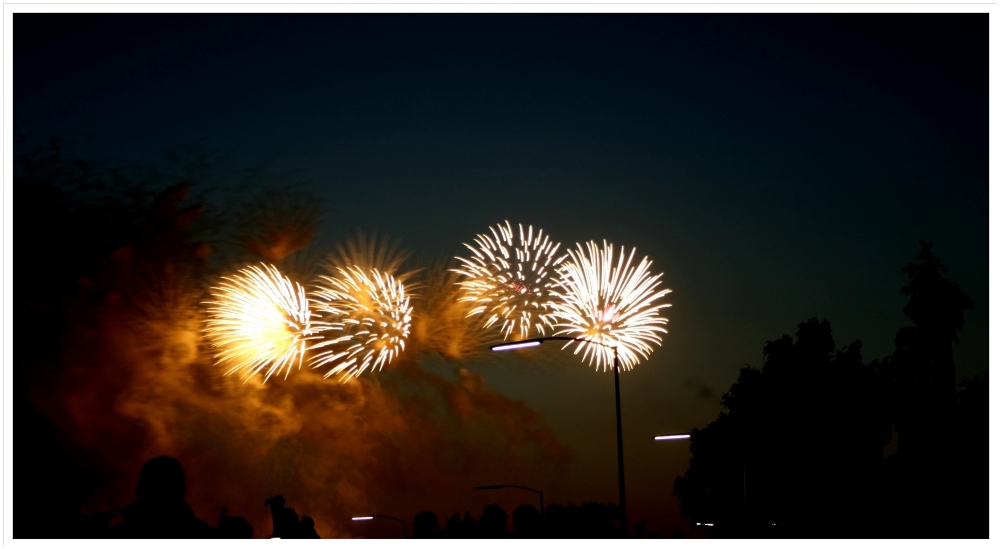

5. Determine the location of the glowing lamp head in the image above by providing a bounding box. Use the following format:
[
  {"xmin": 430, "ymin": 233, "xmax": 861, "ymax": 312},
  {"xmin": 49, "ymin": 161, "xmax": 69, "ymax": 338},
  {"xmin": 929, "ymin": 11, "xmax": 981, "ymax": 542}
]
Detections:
[
  {"xmin": 352, "ymin": 517, "xmax": 374, "ymax": 521},
  {"xmin": 653, "ymin": 434, "xmax": 691, "ymax": 441},
  {"xmin": 490, "ymin": 340, "xmax": 542, "ymax": 352}
]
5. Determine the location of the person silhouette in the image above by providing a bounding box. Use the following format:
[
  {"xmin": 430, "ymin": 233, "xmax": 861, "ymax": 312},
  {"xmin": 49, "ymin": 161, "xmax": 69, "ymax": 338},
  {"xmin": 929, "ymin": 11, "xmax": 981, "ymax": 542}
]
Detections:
[
  {"xmin": 218, "ymin": 516, "xmax": 253, "ymax": 538},
  {"xmin": 300, "ymin": 516, "xmax": 320, "ymax": 538},
  {"xmin": 478, "ymin": 504, "xmax": 508, "ymax": 538},
  {"xmin": 633, "ymin": 517, "xmax": 649, "ymax": 538},
  {"xmin": 107, "ymin": 456, "xmax": 216, "ymax": 538},
  {"xmin": 413, "ymin": 511, "xmax": 439, "ymax": 538},
  {"xmin": 265, "ymin": 495, "xmax": 301, "ymax": 538}
]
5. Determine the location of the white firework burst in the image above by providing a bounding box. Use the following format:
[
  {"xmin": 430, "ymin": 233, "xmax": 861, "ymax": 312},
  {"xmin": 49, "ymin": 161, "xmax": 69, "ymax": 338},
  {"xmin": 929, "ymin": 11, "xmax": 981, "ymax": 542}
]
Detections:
[
  {"xmin": 549, "ymin": 241, "xmax": 671, "ymax": 371},
  {"xmin": 453, "ymin": 221, "xmax": 566, "ymax": 340},
  {"xmin": 310, "ymin": 266, "xmax": 413, "ymax": 379}
]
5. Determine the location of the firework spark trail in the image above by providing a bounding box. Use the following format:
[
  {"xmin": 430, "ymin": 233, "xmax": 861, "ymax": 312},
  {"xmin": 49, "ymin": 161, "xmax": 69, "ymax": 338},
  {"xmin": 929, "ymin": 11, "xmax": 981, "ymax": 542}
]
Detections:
[
  {"xmin": 549, "ymin": 241, "xmax": 672, "ymax": 371},
  {"xmin": 204, "ymin": 263, "xmax": 318, "ymax": 383},
  {"xmin": 454, "ymin": 221, "xmax": 567, "ymax": 341},
  {"xmin": 310, "ymin": 266, "xmax": 413, "ymax": 379}
]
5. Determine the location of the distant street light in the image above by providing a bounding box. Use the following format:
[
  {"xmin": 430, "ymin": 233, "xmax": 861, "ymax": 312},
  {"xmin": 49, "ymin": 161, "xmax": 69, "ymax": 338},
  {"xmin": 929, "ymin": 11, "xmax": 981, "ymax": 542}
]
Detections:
[
  {"xmin": 474, "ymin": 484, "xmax": 544, "ymax": 518},
  {"xmin": 352, "ymin": 515, "xmax": 407, "ymax": 538},
  {"xmin": 491, "ymin": 336, "xmax": 628, "ymax": 536},
  {"xmin": 653, "ymin": 433, "xmax": 690, "ymax": 441}
]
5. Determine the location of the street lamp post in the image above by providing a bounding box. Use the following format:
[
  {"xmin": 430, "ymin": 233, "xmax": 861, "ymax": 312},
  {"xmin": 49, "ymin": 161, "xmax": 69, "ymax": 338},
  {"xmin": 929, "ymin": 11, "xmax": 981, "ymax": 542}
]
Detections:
[
  {"xmin": 474, "ymin": 484, "xmax": 544, "ymax": 518},
  {"xmin": 352, "ymin": 515, "xmax": 407, "ymax": 538},
  {"xmin": 491, "ymin": 336, "xmax": 628, "ymax": 537}
]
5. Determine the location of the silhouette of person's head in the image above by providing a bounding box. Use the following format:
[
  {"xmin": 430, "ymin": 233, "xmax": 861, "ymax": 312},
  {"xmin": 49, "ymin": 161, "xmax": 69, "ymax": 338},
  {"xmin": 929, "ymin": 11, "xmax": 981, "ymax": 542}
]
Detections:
[
  {"xmin": 413, "ymin": 511, "xmax": 439, "ymax": 538},
  {"xmin": 478, "ymin": 504, "xmax": 508, "ymax": 538},
  {"xmin": 108, "ymin": 456, "xmax": 216, "ymax": 538},
  {"xmin": 136, "ymin": 456, "xmax": 185, "ymax": 503}
]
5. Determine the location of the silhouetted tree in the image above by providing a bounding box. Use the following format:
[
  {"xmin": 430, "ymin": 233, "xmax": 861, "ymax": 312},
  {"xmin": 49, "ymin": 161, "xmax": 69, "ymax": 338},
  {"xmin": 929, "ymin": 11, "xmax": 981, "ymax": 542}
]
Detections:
[
  {"xmin": 512, "ymin": 504, "xmax": 542, "ymax": 538},
  {"xmin": 674, "ymin": 319, "xmax": 890, "ymax": 537},
  {"xmin": 886, "ymin": 239, "xmax": 974, "ymax": 458},
  {"xmin": 879, "ymin": 240, "xmax": 977, "ymax": 536},
  {"xmin": 675, "ymin": 241, "xmax": 984, "ymax": 538}
]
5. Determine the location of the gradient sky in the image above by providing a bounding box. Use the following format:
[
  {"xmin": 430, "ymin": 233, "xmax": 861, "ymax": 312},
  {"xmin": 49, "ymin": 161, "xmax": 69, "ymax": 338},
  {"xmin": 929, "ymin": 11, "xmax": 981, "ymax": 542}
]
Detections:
[{"xmin": 14, "ymin": 13, "xmax": 988, "ymax": 536}]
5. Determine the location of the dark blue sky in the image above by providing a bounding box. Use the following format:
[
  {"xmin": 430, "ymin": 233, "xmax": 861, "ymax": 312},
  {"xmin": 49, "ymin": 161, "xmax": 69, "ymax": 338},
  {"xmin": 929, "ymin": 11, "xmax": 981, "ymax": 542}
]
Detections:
[{"xmin": 14, "ymin": 13, "xmax": 988, "ymax": 535}]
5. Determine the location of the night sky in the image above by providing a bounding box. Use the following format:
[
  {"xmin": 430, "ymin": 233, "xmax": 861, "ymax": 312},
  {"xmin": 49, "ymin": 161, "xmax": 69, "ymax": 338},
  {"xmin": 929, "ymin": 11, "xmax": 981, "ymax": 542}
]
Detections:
[{"xmin": 14, "ymin": 13, "xmax": 988, "ymax": 537}]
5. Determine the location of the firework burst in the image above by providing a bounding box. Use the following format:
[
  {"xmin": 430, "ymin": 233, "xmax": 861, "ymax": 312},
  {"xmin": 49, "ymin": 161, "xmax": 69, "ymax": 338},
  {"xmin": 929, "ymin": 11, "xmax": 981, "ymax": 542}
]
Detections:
[
  {"xmin": 310, "ymin": 266, "xmax": 413, "ymax": 379},
  {"xmin": 204, "ymin": 263, "xmax": 317, "ymax": 383},
  {"xmin": 454, "ymin": 221, "xmax": 566, "ymax": 341},
  {"xmin": 549, "ymin": 241, "xmax": 671, "ymax": 371}
]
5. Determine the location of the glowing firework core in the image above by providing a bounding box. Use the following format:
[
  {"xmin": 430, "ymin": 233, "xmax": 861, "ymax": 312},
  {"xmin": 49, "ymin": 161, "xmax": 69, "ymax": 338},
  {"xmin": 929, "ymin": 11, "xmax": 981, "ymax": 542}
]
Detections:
[
  {"xmin": 204, "ymin": 263, "xmax": 316, "ymax": 383},
  {"xmin": 311, "ymin": 266, "xmax": 413, "ymax": 379},
  {"xmin": 454, "ymin": 221, "xmax": 566, "ymax": 341},
  {"xmin": 549, "ymin": 241, "xmax": 671, "ymax": 371}
]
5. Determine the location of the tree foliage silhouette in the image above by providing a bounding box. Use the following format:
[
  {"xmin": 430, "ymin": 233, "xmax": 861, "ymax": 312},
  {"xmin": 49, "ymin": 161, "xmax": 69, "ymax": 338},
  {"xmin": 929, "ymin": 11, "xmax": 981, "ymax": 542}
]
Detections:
[
  {"xmin": 878, "ymin": 240, "xmax": 980, "ymax": 537},
  {"xmin": 674, "ymin": 318, "xmax": 889, "ymax": 537},
  {"xmin": 674, "ymin": 240, "xmax": 984, "ymax": 538}
]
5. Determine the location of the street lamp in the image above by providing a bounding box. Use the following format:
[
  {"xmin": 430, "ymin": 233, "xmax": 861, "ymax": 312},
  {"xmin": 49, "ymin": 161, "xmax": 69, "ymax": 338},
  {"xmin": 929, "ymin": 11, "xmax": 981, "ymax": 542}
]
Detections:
[
  {"xmin": 653, "ymin": 433, "xmax": 690, "ymax": 441},
  {"xmin": 474, "ymin": 484, "xmax": 544, "ymax": 518},
  {"xmin": 352, "ymin": 515, "xmax": 407, "ymax": 538},
  {"xmin": 491, "ymin": 336, "xmax": 628, "ymax": 536}
]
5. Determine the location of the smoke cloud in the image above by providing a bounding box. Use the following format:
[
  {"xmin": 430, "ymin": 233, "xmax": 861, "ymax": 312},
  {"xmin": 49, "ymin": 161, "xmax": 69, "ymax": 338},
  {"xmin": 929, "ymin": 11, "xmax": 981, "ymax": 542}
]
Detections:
[{"xmin": 28, "ymin": 188, "xmax": 571, "ymax": 538}]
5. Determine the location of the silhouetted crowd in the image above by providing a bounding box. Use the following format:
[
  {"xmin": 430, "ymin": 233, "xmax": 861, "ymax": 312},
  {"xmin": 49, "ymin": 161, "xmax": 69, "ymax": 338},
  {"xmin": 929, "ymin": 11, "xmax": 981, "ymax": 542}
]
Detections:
[
  {"xmin": 70, "ymin": 456, "xmax": 320, "ymax": 539},
  {"xmin": 67, "ymin": 455, "xmax": 669, "ymax": 539}
]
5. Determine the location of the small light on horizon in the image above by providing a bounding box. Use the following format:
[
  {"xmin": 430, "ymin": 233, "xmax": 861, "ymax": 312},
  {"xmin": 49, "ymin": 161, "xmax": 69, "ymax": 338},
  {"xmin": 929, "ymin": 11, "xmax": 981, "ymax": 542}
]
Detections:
[
  {"xmin": 654, "ymin": 434, "xmax": 690, "ymax": 441},
  {"xmin": 352, "ymin": 517, "xmax": 374, "ymax": 521},
  {"xmin": 491, "ymin": 341, "xmax": 542, "ymax": 351}
]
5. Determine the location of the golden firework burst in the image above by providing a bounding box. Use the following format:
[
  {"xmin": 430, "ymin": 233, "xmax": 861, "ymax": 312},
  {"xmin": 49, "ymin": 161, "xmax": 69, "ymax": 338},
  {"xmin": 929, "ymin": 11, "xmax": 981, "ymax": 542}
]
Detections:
[
  {"xmin": 310, "ymin": 266, "xmax": 413, "ymax": 379},
  {"xmin": 454, "ymin": 221, "xmax": 566, "ymax": 341},
  {"xmin": 549, "ymin": 241, "xmax": 671, "ymax": 371}
]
